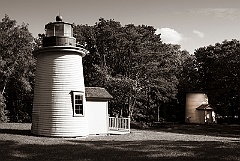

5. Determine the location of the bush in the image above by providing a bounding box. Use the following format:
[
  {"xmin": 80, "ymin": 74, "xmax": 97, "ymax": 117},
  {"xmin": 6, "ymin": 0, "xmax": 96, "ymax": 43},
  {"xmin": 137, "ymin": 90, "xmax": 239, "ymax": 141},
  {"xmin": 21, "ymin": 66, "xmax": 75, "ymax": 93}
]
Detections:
[{"xmin": 0, "ymin": 93, "xmax": 9, "ymax": 122}]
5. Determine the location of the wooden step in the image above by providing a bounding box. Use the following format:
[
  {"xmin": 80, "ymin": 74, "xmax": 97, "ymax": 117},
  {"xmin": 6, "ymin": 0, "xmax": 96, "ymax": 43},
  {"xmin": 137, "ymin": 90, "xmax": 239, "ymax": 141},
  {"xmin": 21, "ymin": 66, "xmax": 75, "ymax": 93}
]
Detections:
[{"xmin": 108, "ymin": 130, "xmax": 130, "ymax": 135}]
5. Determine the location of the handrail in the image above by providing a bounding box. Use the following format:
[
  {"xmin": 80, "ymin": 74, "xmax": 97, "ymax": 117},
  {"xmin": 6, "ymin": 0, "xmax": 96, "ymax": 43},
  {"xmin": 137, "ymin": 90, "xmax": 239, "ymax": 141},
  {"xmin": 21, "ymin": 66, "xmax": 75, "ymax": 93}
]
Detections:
[{"xmin": 109, "ymin": 116, "xmax": 130, "ymax": 131}]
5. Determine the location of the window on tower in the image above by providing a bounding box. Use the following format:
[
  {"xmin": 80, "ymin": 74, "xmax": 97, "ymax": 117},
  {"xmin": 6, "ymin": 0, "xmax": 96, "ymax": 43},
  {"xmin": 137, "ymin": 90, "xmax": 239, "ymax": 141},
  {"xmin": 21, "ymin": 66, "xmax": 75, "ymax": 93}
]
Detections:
[{"xmin": 71, "ymin": 91, "xmax": 84, "ymax": 116}]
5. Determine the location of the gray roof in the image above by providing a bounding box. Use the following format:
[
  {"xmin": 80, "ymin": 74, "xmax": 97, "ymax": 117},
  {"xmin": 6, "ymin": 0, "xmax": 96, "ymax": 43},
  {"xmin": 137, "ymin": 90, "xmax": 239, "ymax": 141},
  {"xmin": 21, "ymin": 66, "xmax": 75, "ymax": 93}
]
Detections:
[
  {"xmin": 196, "ymin": 104, "xmax": 213, "ymax": 110},
  {"xmin": 85, "ymin": 87, "xmax": 113, "ymax": 100}
]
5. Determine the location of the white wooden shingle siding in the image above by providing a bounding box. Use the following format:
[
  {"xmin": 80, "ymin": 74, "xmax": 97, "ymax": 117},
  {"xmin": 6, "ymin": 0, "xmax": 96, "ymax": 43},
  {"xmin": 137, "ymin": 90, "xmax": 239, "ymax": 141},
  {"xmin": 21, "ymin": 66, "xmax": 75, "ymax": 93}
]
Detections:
[{"xmin": 32, "ymin": 47, "xmax": 89, "ymax": 137}]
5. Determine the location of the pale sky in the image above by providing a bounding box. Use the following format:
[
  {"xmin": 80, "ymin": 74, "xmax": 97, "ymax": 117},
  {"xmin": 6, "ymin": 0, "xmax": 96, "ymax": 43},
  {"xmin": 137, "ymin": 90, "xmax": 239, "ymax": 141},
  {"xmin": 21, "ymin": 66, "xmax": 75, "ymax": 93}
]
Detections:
[{"xmin": 1, "ymin": 0, "xmax": 240, "ymax": 54}]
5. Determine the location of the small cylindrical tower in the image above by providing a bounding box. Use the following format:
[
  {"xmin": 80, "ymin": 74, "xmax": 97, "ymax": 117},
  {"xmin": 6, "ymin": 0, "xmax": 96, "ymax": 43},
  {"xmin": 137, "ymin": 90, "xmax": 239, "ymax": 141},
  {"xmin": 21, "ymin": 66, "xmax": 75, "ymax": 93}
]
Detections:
[
  {"xmin": 31, "ymin": 16, "xmax": 89, "ymax": 137},
  {"xmin": 185, "ymin": 92, "xmax": 208, "ymax": 124}
]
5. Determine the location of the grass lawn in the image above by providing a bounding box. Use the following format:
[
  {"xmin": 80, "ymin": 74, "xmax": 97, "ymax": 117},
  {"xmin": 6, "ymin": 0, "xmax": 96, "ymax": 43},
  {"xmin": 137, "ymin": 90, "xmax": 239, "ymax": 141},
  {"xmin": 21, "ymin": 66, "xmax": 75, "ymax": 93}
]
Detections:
[{"xmin": 0, "ymin": 123, "xmax": 240, "ymax": 161}]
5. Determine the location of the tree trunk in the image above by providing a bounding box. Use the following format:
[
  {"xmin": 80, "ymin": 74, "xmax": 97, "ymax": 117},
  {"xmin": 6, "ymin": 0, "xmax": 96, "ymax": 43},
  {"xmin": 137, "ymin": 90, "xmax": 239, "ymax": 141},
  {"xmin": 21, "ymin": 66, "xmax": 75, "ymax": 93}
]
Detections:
[
  {"xmin": 163, "ymin": 103, "xmax": 167, "ymax": 121},
  {"xmin": 128, "ymin": 96, "xmax": 136, "ymax": 120},
  {"xmin": 1, "ymin": 79, "xmax": 8, "ymax": 95}
]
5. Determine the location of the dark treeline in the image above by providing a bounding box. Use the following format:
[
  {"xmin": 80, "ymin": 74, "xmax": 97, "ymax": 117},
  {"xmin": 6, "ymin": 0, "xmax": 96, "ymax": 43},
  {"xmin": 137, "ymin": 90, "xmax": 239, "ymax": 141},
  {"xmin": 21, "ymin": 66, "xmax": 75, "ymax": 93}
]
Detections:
[
  {"xmin": 0, "ymin": 15, "xmax": 35, "ymax": 122},
  {"xmin": 74, "ymin": 18, "xmax": 189, "ymax": 123},
  {"xmin": 1, "ymin": 15, "xmax": 240, "ymax": 124}
]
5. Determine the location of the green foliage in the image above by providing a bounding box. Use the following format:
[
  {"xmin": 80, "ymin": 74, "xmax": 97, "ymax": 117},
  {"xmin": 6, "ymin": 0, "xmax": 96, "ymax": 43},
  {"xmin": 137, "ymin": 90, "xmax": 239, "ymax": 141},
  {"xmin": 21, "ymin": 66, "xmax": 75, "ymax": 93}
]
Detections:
[
  {"xmin": 74, "ymin": 18, "xmax": 189, "ymax": 122},
  {"xmin": 4, "ymin": 14, "xmax": 240, "ymax": 125},
  {"xmin": 0, "ymin": 15, "xmax": 35, "ymax": 122},
  {"xmin": 0, "ymin": 93, "xmax": 8, "ymax": 122},
  {"xmin": 74, "ymin": 20, "xmax": 240, "ymax": 124},
  {"xmin": 186, "ymin": 39, "xmax": 240, "ymax": 122}
]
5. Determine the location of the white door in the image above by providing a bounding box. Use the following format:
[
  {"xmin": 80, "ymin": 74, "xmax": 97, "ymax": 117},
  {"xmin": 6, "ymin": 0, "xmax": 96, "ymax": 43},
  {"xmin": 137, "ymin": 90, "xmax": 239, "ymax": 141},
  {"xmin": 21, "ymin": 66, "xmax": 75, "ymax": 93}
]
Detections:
[{"xmin": 86, "ymin": 101, "xmax": 108, "ymax": 135}]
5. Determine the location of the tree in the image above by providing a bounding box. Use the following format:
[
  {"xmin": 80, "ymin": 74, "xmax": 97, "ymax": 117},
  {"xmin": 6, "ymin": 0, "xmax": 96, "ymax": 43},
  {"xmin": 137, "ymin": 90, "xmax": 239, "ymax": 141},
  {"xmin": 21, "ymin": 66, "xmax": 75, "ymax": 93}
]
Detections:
[
  {"xmin": 177, "ymin": 52, "xmax": 198, "ymax": 122},
  {"xmin": 0, "ymin": 15, "xmax": 35, "ymax": 122},
  {"xmin": 194, "ymin": 39, "xmax": 240, "ymax": 123},
  {"xmin": 74, "ymin": 18, "xmax": 189, "ymax": 122},
  {"xmin": 134, "ymin": 44, "xmax": 189, "ymax": 121},
  {"xmin": 0, "ymin": 93, "xmax": 7, "ymax": 122}
]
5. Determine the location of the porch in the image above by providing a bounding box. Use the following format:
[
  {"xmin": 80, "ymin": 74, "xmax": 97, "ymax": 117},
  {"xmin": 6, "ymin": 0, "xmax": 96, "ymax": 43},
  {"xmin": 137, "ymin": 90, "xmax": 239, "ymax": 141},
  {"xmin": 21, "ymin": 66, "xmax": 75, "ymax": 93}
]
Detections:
[{"xmin": 108, "ymin": 116, "xmax": 131, "ymax": 135}]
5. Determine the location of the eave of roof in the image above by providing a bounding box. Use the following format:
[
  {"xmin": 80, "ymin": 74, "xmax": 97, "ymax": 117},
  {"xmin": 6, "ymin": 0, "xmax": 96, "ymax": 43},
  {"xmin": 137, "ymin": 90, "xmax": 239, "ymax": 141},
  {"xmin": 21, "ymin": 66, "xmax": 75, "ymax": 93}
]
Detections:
[
  {"xmin": 196, "ymin": 104, "xmax": 213, "ymax": 110},
  {"xmin": 85, "ymin": 87, "xmax": 113, "ymax": 100}
]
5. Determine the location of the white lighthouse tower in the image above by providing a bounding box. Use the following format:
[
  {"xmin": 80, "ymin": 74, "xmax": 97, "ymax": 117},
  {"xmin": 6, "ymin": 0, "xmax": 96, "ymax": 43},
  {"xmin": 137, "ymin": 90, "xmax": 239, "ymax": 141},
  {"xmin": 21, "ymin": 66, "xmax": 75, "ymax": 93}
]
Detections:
[{"xmin": 31, "ymin": 16, "xmax": 89, "ymax": 137}]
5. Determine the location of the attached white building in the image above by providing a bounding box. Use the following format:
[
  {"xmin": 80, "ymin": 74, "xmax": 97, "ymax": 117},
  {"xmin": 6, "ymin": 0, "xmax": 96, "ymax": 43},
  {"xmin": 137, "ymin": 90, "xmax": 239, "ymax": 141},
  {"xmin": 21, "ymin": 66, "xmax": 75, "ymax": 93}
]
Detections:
[{"xmin": 85, "ymin": 87, "xmax": 113, "ymax": 135}]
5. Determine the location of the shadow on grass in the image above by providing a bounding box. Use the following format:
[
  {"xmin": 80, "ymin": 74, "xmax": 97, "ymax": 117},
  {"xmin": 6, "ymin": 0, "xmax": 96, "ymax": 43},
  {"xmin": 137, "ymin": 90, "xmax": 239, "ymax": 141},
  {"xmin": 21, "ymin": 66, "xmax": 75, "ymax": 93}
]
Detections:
[
  {"xmin": 148, "ymin": 124, "xmax": 240, "ymax": 138},
  {"xmin": 0, "ymin": 128, "xmax": 31, "ymax": 136},
  {"xmin": 0, "ymin": 139, "xmax": 240, "ymax": 161}
]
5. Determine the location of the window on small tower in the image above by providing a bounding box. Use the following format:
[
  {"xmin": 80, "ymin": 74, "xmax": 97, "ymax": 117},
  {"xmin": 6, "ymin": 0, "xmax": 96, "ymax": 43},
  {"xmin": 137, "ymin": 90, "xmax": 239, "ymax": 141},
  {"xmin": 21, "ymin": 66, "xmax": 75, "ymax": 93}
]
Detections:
[{"xmin": 71, "ymin": 92, "xmax": 84, "ymax": 116}]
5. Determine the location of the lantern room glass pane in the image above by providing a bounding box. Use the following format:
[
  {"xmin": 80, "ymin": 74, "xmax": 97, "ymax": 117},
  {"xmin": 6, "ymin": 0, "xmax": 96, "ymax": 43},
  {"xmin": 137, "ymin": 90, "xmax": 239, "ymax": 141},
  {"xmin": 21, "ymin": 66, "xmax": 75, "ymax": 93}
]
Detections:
[
  {"xmin": 64, "ymin": 24, "xmax": 72, "ymax": 37},
  {"xmin": 55, "ymin": 24, "xmax": 64, "ymax": 36},
  {"xmin": 46, "ymin": 25, "xmax": 54, "ymax": 37}
]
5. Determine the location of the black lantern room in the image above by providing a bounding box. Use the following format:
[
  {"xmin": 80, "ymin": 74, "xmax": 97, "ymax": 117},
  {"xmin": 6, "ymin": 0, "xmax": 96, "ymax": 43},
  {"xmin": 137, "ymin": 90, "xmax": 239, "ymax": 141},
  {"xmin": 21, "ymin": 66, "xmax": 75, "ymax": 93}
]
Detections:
[{"xmin": 42, "ymin": 15, "xmax": 76, "ymax": 47}]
